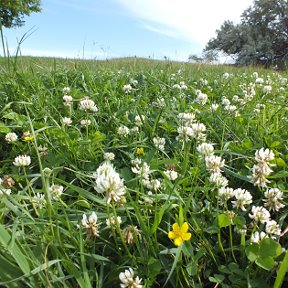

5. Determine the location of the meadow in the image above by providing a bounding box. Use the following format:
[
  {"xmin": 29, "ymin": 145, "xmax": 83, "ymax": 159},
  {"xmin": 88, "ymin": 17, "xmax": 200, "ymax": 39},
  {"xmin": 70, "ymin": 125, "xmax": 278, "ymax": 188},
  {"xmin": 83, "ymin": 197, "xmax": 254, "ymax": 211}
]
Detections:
[{"xmin": 0, "ymin": 56, "xmax": 287, "ymax": 287}]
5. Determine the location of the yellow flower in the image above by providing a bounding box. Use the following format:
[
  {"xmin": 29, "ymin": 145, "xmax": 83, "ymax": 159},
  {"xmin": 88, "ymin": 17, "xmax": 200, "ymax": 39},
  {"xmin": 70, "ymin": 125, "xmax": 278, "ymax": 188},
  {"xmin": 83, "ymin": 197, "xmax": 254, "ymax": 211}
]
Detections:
[
  {"xmin": 23, "ymin": 135, "xmax": 34, "ymax": 142},
  {"xmin": 22, "ymin": 132, "xmax": 34, "ymax": 142},
  {"xmin": 136, "ymin": 147, "xmax": 144, "ymax": 156},
  {"xmin": 168, "ymin": 222, "xmax": 191, "ymax": 246}
]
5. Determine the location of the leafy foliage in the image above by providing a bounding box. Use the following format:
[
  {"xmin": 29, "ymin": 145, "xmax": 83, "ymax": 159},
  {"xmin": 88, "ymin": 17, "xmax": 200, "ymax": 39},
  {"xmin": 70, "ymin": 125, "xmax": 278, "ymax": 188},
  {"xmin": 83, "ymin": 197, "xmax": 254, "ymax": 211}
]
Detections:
[
  {"xmin": 205, "ymin": 0, "xmax": 288, "ymax": 68},
  {"xmin": 0, "ymin": 0, "xmax": 41, "ymax": 28}
]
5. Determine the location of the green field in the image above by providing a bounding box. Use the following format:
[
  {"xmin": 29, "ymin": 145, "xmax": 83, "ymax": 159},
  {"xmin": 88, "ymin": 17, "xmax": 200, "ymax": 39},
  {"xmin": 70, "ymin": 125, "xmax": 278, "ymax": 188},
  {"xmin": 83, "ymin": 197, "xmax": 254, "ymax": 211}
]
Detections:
[{"xmin": 0, "ymin": 56, "xmax": 287, "ymax": 287}]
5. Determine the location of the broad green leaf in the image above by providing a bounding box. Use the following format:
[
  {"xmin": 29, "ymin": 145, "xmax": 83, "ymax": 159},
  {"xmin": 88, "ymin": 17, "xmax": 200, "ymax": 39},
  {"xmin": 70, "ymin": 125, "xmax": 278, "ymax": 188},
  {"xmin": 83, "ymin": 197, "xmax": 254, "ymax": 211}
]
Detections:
[
  {"xmin": 217, "ymin": 214, "xmax": 231, "ymax": 228},
  {"xmin": 246, "ymin": 244, "xmax": 259, "ymax": 262},
  {"xmin": 256, "ymin": 256, "xmax": 275, "ymax": 271},
  {"xmin": 259, "ymin": 238, "xmax": 282, "ymax": 258}
]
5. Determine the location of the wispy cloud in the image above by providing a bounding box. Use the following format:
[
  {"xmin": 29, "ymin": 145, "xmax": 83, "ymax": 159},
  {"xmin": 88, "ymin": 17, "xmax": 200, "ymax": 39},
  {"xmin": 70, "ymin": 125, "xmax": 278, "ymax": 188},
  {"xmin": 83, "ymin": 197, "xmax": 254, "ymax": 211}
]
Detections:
[{"xmin": 113, "ymin": 0, "xmax": 253, "ymax": 46}]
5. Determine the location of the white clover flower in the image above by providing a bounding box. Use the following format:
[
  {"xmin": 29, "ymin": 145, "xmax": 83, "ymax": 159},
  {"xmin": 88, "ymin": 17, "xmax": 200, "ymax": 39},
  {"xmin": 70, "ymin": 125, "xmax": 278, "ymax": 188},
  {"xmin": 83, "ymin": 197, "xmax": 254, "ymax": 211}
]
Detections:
[
  {"xmin": 195, "ymin": 90, "xmax": 208, "ymax": 105},
  {"xmin": 252, "ymin": 72, "xmax": 258, "ymax": 78},
  {"xmin": 13, "ymin": 155, "xmax": 31, "ymax": 167},
  {"xmin": 123, "ymin": 84, "xmax": 133, "ymax": 93},
  {"xmin": 135, "ymin": 115, "xmax": 145, "ymax": 127},
  {"xmin": 197, "ymin": 143, "xmax": 214, "ymax": 158},
  {"xmin": 62, "ymin": 87, "xmax": 71, "ymax": 94},
  {"xmin": 106, "ymin": 215, "xmax": 122, "ymax": 228},
  {"xmin": 62, "ymin": 117, "xmax": 72, "ymax": 126},
  {"xmin": 80, "ymin": 119, "xmax": 91, "ymax": 126},
  {"xmin": 255, "ymin": 77, "xmax": 264, "ymax": 84},
  {"xmin": 249, "ymin": 206, "xmax": 270, "ymax": 224},
  {"xmin": 221, "ymin": 97, "xmax": 230, "ymax": 106},
  {"xmin": 82, "ymin": 212, "xmax": 99, "ymax": 238},
  {"xmin": 63, "ymin": 95, "xmax": 73, "ymax": 106},
  {"xmin": 146, "ymin": 179, "xmax": 161, "ymax": 191},
  {"xmin": 5, "ymin": 132, "xmax": 18, "ymax": 143},
  {"xmin": 255, "ymin": 148, "xmax": 275, "ymax": 163},
  {"xmin": 49, "ymin": 184, "xmax": 64, "ymax": 200},
  {"xmin": 218, "ymin": 186, "xmax": 234, "ymax": 205},
  {"xmin": 130, "ymin": 79, "xmax": 138, "ymax": 86},
  {"xmin": 190, "ymin": 122, "xmax": 206, "ymax": 141},
  {"xmin": 153, "ymin": 97, "xmax": 165, "ymax": 108},
  {"xmin": 179, "ymin": 81, "xmax": 188, "ymax": 89},
  {"xmin": 209, "ymin": 173, "xmax": 229, "ymax": 187},
  {"xmin": 131, "ymin": 162, "xmax": 150, "ymax": 179},
  {"xmin": 131, "ymin": 158, "xmax": 142, "ymax": 167},
  {"xmin": 117, "ymin": 125, "xmax": 130, "ymax": 137},
  {"xmin": 94, "ymin": 161, "xmax": 126, "ymax": 204},
  {"xmin": 131, "ymin": 126, "xmax": 139, "ymax": 133},
  {"xmin": 231, "ymin": 188, "xmax": 253, "ymax": 211},
  {"xmin": 119, "ymin": 268, "xmax": 143, "ymax": 288},
  {"xmin": 263, "ymin": 188, "xmax": 285, "ymax": 211},
  {"xmin": 210, "ymin": 103, "xmax": 219, "ymax": 111},
  {"xmin": 153, "ymin": 136, "xmax": 166, "ymax": 151},
  {"xmin": 251, "ymin": 148, "xmax": 275, "ymax": 187},
  {"xmin": 251, "ymin": 166, "xmax": 271, "ymax": 187},
  {"xmin": 251, "ymin": 231, "xmax": 266, "ymax": 243},
  {"xmin": 263, "ymin": 85, "xmax": 272, "ymax": 93},
  {"xmin": 205, "ymin": 155, "xmax": 225, "ymax": 174},
  {"xmin": 32, "ymin": 193, "xmax": 46, "ymax": 209},
  {"xmin": 177, "ymin": 112, "xmax": 196, "ymax": 125},
  {"xmin": 79, "ymin": 98, "xmax": 98, "ymax": 112},
  {"xmin": 173, "ymin": 84, "xmax": 181, "ymax": 89},
  {"xmin": 164, "ymin": 169, "xmax": 178, "ymax": 181},
  {"xmin": 265, "ymin": 220, "xmax": 281, "ymax": 236},
  {"xmin": 122, "ymin": 226, "xmax": 140, "ymax": 245},
  {"xmin": 222, "ymin": 72, "xmax": 230, "ymax": 79},
  {"xmin": 104, "ymin": 152, "xmax": 115, "ymax": 161}
]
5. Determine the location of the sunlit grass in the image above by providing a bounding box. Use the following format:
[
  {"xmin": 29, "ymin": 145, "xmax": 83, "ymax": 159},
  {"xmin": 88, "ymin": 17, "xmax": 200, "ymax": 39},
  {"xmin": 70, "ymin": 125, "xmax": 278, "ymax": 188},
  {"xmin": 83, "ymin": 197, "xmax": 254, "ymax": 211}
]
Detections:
[{"xmin": 0, "ymin": 57, "xmax": 287, "ymax": 287}]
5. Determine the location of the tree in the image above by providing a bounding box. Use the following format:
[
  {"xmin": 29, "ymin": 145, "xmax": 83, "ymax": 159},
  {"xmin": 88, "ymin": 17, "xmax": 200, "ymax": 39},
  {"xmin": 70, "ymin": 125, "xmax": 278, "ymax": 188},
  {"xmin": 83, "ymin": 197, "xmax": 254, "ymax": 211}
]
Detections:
[
  {"xmin": 0, "ymin": 0, "xmax": 41, "ymax": 28},
  {"xmin": 205, "ymin": 0, "xmax": 288, "ymax": 68}
]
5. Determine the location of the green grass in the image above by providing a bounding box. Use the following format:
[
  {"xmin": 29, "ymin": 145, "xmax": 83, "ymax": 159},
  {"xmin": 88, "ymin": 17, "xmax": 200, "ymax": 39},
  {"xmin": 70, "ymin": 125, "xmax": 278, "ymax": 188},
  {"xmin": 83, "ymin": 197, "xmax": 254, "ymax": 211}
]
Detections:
[{"xmin": 0, "ymin": 56, "xmax": 287, "ymax": 287}]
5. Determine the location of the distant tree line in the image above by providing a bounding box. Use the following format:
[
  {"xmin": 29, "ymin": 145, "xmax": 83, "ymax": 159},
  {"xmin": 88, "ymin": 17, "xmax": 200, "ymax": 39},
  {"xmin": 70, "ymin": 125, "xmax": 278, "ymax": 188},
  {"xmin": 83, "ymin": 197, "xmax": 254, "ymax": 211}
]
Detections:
[{"xmin": 204, "ymin": 0, "xmax": 288, "ymax": 69}]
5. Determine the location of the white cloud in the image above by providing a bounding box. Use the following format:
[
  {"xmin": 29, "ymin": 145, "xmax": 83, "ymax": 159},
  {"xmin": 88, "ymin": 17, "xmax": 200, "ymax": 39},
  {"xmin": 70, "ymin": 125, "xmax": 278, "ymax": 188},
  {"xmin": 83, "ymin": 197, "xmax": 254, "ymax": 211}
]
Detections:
[{"xmin": 113, "ymin": 0, "xmax": 254, "ymax": 46}]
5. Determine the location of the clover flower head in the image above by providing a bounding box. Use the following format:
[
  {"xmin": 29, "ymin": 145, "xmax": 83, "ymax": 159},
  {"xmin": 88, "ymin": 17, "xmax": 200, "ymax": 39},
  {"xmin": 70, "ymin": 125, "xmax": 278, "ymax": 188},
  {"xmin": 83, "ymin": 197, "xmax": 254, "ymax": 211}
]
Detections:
[
  {"xmin": 104, "ymin": 152, "xmax": 115, "ymax": 161},
  {"xmin": 106, "ymin": 215, "xmax": 122, "ymax": 228},
  {"xmin": 265, "ymin": 220, "xmax": 281, "ymax": 236},
  {"xmin": 5, "ymin": 132, "xmax": 18, "ymax": 143},
  {"xmin": 123, "ymin": 84, "xmax": 133, "ymax": 93},
  {"xmin": 119, "ymin": 267, "xmax": 143, "ymax": 288},
  {"xmin": 50, "ymin": 184, "xmax": 64, "ymax": 200},
  {"xmin": 135, "ymin": 115, "xmax": 145, "ymax": 127},
  {"xmin": 80, "ymin": 119, "xmax": 91, "ymax": 126},
  {"xmin": 63, "ymin": 95, "xmax": 73, "ymax": 106},
  {"xmin": 94, "ymin": 161, "xmax": 126, "ymax": 204},
  {"xmin": 122, "ymin": 225, "xmax": 140, "ymax": 244},
  {"xmin": 13, "ymin": 155, "xmax": 31, "ymax": 167},
  {"xmin": 32, "ymin": 193, "xmax": 46, "ymax": 209},
  {"xmin": 168, "ymin": 222, "xmax": 191, "ymax": 246},
  {"xmin": 62, "ymin": 117, "xmax": 72, "ymax": 126},
  {"xmin": 263, "ymin": 188, "xmax": 285, "ymax": 211},
  {"xmin": 79, "ymin": 97, "xmax": 98, "ymax": 112},
  {"xmin": 117, "ymin": 125, "xmax": 130, "ymax": 137},
  {"xmin": 205, "ymin": 155, "xmax": 225, "ymax": 174},
  {"xmin": 82, "ymin": 212, "xmax": 99, "ymax": 238},
  {"xmin": 153, "ymin": 136, "xmax": 166, "ymax": 151},
  {"xmin": 197, "ymin": 142, "xmax": 214, "ymax": 158},
  {"xmin": 164, "ymin": 169, "xmax": 178, "ymax": 181},
  {"xmin": 231, "ymin": 188, "xmax": 253, "ymax": 211},
  {"xmin": 251, "ymin": 231, "xmax": 266, "ymax": 243},
  {"xmin": 249, "ymin": 206, "xmax": 270, "ymax": 224}
]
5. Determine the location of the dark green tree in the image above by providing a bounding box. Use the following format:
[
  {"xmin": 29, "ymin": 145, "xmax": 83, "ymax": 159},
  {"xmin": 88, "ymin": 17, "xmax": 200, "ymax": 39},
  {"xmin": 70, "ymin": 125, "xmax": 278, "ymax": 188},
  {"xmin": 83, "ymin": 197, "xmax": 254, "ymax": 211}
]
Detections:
[
  {"xmin": 205, "ymin": 0, "xmax": 288, "ymax": 68},
  {"xmin": 0, "ymin": 0, "xmax": 41, "ymax": 28}
]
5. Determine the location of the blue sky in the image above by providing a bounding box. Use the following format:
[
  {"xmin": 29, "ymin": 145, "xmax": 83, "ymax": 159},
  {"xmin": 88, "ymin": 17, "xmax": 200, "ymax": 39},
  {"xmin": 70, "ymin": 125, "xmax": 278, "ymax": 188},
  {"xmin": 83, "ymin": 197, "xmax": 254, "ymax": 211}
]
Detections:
[{"xmin": 3, "ymin": 0, "xmax": 254, "ymax": 62}]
